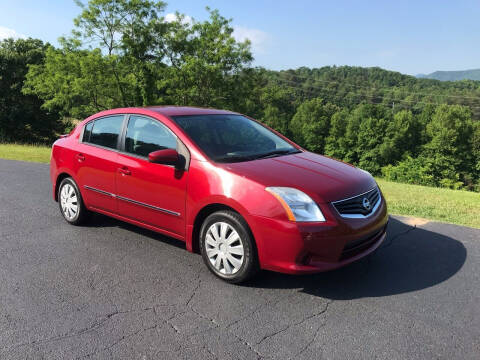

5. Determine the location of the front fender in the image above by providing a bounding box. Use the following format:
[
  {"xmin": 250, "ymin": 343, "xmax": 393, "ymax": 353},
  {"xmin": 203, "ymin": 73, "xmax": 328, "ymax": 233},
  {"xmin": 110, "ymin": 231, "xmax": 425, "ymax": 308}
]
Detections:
[{"xmin": 184, "ymin": 160, "xmax": 274, "ymax": 263}]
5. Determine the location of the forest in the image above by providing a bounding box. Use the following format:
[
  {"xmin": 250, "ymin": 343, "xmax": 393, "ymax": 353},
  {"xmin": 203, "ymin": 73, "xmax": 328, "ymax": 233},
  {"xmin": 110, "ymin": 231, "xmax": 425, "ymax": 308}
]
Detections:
[{"xmin": 0, "ymin": 0, "xmax": 479, "ymax": 191}]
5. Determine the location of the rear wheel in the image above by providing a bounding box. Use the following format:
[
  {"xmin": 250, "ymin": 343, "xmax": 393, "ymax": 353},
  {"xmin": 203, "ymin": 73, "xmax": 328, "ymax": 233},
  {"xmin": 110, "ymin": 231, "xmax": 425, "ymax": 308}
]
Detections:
[
  {"xmin": 200, "ymin": 210, "xmax": 258, "ymax": 283},
  {"xmin": 58, "ymin": 177, "xmax": 89, "ymax": 225}
]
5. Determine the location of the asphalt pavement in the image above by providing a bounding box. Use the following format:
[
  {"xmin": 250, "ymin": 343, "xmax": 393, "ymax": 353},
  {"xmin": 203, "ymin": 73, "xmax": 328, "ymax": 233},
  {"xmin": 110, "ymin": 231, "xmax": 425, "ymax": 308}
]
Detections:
[{"xmin": 0, "ymin": 159, "xmax": 479, "ymax": 359}]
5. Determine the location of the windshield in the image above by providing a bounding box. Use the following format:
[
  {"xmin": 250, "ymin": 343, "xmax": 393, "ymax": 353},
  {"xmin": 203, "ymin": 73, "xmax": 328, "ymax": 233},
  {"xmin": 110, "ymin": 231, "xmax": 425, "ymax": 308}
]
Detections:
[{"xmin": 172, "ymin": 114, "xmax": 300, "ymax": 163}]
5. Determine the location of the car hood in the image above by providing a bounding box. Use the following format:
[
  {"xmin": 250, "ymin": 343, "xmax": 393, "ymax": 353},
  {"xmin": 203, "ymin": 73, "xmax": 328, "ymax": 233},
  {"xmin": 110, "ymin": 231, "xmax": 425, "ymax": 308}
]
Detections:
[{"xmin": 220, "ymin": 152, "xmax": 377, "ymax": 203}]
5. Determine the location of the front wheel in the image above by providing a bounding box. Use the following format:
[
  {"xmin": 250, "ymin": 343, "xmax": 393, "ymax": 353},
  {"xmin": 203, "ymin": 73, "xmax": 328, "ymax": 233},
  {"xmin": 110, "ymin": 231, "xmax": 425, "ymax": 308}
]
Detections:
[
  {"xmin": 200, "ymin": 210, "xmax": 259, "ymax": 283},
  {"xmin": 58, "ymin": 177, "xmax": 89, "ymax": 225}
]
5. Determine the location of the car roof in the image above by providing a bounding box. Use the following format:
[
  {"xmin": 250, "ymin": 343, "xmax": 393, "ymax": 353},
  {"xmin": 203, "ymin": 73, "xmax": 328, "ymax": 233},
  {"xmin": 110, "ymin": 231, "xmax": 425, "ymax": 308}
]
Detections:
[{"xmin": 145, "ymin": 106, "xmax": 238, "ymax": 117}]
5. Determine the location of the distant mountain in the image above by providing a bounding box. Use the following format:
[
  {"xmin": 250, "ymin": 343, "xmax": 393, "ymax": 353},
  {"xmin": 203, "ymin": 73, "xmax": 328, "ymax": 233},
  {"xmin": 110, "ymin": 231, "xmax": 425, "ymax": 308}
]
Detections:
[{"xmin": 417, "ymin": 69, "xmax": 480, "ymax": 81}]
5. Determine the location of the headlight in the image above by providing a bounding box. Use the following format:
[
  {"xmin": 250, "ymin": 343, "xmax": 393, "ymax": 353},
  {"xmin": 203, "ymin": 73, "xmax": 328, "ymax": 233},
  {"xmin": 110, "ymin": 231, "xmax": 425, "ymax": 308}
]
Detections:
[{"xmin": 265, "ymin": 187, "xmax": 326, "ymax": 222}]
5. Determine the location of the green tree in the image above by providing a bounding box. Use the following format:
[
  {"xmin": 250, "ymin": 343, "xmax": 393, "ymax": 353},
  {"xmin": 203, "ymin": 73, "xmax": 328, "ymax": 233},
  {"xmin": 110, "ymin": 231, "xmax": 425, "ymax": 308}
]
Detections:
[
  {"xmin": 290, "ymin": 98, "xmax": 339, "ymax": 153},
  {"xmin": 324, "ymin": 108, "xmax": 350, "ymax": 160},
  {"xmin": 159, "ymin": 8, "xmax": 253, "ymax": 108},
  {"xmin": 72, "ymin": 0, "xmax": 168, "ymax": 106},
  {"xmin": 339, "ymin": 104, "xmax": 388, "ymax": 165},
  {"xmin": 354, "ymin": 105, "xmax": 391, "ymax": 174},
  {"xmin": 0, "ymin": 38, "xmax": 61, "ymax": 142},
  {"xmin": 422, "ymin": 104, "xmax": 474, "ymax": 188},
  {"xmin": 24, "ymin": 1, "xmax": 253, "ymax": 118},
  {"xmin": 379, "ymin": 110, "xmax": 421, "ymax": 164},
  {"xmin": 24, "ymin": 47, "xmax": 126, "ymax": 119},
  {"xmin": 472, "ymin": 121, "xmax": 480, "ymax": 189},
  {"xmin": 259, "ymin": 85, "xmax": 297, "ymax": 136}
]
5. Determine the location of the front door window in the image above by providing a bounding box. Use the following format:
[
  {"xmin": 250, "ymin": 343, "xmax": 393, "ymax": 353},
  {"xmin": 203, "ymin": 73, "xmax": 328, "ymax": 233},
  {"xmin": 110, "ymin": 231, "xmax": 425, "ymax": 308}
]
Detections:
[{"xmin": 125, "ymin": 116, "xmax": 177, "ymax": 157}]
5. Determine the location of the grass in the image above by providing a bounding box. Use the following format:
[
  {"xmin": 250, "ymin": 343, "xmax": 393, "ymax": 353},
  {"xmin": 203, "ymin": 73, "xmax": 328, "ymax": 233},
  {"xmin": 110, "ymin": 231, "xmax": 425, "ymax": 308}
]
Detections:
[
  {"xmin": 0, "ymin": 143, "xmax": 479, "ymax": 228},
  {"xmin": 376, "ymin": 178, "xmax": 480, "ymax": 229},
  {"xmin": 0, "ymin": 143, "xmax": 51, "ymax": 163}
]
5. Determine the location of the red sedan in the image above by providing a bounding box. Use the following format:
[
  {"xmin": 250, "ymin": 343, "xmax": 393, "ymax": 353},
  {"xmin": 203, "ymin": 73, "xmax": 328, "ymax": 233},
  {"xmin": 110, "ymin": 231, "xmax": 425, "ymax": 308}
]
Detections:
[{"xmin": 51, "ymin": 106, "xmax": 388, "ymax": 283}]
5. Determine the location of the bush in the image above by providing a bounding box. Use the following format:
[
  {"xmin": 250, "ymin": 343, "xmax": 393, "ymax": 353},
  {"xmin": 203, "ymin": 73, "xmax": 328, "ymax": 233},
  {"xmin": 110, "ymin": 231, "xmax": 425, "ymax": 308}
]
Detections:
[
  {"xmin": 381, "ymin": 156, "xmax": 435, "ymax": 187},
  {"xmin": 382, "ymin": 155, "xmax": 468, "ymax": 190}
]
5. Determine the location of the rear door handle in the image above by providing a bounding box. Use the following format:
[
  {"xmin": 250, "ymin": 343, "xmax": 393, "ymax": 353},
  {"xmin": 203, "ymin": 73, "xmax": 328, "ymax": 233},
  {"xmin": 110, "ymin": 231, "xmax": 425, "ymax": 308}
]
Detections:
[
  {"xmin": 118, "ymin": 167, "xmax": 131, "ymax": 176},
  {"xmin": 76, "ymin": 153, "xmax": 85, "ymax": 162}
]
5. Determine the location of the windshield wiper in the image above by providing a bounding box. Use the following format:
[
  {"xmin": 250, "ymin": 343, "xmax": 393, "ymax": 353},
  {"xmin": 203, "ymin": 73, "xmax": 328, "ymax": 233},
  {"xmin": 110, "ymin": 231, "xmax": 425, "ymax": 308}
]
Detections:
[
  {"xmin": 215, "ymin": 154, "xmax": 258, "ymax": 163},
  {"xmin": 251, "ymin": 149, "xmax": 301, "ymax": 160},
  {"xmin": 215, "ymin": 149, "xmax": 301, "ymax": 163}
]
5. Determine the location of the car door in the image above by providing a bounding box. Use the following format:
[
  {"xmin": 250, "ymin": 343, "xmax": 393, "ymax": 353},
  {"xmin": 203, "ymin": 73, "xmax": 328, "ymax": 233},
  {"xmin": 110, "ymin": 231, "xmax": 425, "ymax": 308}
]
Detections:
[
  {"xmin": 74, "ymin": 115, "xmax": 125, "ymax": 213},
  {"xmin": 115, "ymin": 115, "xmax": 188, "ymax": 237}
]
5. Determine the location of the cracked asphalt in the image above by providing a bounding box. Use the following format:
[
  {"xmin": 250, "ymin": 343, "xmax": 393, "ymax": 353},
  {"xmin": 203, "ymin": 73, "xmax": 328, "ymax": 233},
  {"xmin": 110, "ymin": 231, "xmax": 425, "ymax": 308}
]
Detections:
[{"xmin": 1, "ymin": 159, "xmax": 479, "ymax": 359}]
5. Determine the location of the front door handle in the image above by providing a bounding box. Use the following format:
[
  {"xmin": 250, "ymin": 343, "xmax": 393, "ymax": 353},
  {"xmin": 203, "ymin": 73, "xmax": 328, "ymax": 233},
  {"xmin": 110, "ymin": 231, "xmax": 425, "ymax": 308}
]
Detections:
[
  {"xmin": 118, "ymin": 167, "xmax": 131, "ymax": 176},
  {"xmin": 76, "ymin": 153, "xmax": 85, "ymax": 162}
]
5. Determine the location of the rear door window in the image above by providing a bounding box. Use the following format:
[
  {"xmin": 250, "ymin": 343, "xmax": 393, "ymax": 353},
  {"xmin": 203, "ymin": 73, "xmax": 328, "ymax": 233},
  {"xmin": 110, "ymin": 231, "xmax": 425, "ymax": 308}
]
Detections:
[{"xmin": 88, "ymin": 116, "xmax": 124, "ymax": 149}]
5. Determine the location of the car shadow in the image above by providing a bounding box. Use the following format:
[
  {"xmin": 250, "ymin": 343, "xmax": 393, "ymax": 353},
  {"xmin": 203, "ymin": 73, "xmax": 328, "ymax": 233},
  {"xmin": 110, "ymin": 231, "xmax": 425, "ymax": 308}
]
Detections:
[
  {"xmin": 84, "ymin": 212, "xmax": 186, "ymax": 250},
  {"xmin": 245, "ymin": 217, "xmax": 467, "ymax": 299},
  {"xmin": 83, "ymin": 214, "xmax": 467, "ymax": 299}
]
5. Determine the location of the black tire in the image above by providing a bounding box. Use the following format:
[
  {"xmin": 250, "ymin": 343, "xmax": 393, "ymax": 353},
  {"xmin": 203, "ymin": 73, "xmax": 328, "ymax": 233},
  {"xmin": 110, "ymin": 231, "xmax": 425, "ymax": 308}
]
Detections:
[
  {"xmin": 200, "ymin": 210, "xmax": 259, "ymax": 284},
  {"xmin": 57, "ymin": 177, "xmax": 90, "ymax": 225}
]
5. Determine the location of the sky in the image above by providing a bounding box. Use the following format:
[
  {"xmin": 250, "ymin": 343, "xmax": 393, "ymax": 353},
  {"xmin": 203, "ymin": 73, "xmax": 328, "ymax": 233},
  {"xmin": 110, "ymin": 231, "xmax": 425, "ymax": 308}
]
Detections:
[{"xmin": 0, "ymin": 0, "xmax": 479, "ymax": 75}]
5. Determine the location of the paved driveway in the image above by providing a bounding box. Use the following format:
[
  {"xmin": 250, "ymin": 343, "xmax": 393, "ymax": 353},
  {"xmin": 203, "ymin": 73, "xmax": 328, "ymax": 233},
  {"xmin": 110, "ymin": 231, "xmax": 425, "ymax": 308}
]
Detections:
[{"xmin": 0, "ymin": 159, "xmax": 478, "ymax": 359}]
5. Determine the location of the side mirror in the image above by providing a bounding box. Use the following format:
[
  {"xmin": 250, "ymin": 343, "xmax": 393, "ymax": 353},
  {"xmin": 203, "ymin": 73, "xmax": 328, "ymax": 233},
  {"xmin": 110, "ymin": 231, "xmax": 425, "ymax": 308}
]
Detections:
[{"xmin": 148, "ymin": 149, "xmax": 179, "ymax": 165}]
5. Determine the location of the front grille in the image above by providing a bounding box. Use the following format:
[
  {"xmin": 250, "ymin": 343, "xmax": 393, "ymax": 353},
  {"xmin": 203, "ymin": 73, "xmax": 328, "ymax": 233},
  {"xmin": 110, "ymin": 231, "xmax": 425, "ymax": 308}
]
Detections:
[{"xmin": 332, "ymin": 187, "xmax": 380, "ymax": 218}]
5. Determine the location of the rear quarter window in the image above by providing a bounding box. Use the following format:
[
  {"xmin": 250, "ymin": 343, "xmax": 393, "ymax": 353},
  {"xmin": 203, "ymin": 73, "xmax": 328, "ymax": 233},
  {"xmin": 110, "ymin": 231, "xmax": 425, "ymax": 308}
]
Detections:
[{"xmin": 82, "ymin": 121, "xmax": 93, "ymax": 142}]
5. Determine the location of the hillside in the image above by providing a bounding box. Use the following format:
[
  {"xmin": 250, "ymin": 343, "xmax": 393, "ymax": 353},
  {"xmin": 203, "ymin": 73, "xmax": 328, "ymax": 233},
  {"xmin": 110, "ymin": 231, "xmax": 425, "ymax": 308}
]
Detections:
[
  {"xmin": 267, "ymin": 66, "xmax": 480, "ymax": 119},
  {"xmin": 417, "ymin": 69, "xmax": 480, "ymax": 81}
]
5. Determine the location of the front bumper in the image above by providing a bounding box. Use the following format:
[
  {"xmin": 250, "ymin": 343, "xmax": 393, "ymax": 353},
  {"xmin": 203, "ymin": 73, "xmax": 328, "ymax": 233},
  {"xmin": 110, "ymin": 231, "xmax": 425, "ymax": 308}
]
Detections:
[{"xmin": 249, "ymin": 195, "xmax": 388, "ymax": 274}]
